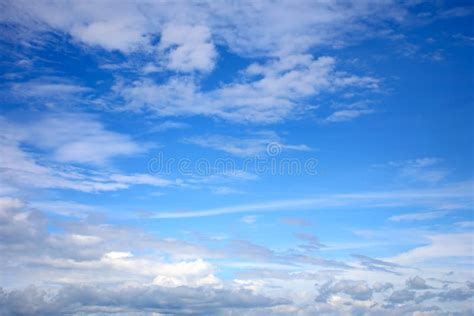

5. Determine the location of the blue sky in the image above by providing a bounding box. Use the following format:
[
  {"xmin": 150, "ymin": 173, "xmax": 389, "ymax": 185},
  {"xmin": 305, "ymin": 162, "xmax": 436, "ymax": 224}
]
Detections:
[{"xmin": 0, "ymin": 1, "xmax": 473, "ymax": 315}]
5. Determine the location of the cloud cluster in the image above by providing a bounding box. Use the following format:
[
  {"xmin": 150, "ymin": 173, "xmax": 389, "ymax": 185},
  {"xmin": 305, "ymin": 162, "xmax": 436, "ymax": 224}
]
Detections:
[
  {"xmin": 8, "ymin": 0, "xmax": 407, "ymax": 55},
  {"xmin": 4, "ymin": 1, "xmax": 394, "ymax": 124},
  {"xmin": 1, "ymin": 195, "xmax": 473, "ymax": 314},
  {"xmin": 0, "ymin": 113, "xmax": 173, "ymax": 193},
  {"xmin": 316, "ymin": 279, "xmax": 373, "ymax": 302},
  {"xmin": 0, "ymin": 284, "xmax": 287, "ymax": 315},
  {"xmin": 312, "ymin": 277, "xmax": 473, "ymax": 314},
  {"xmin": 117, "ymin": 54, "xmax": 378, "ymax": 123},
  {"xmin": 4, "ymin": 0, "xmax": 472, "ymax": 126}
]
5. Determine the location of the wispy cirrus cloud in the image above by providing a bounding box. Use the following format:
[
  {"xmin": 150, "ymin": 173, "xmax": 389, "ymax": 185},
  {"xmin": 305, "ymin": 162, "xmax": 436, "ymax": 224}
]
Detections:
[
  {"xmin": 352, "ymin": 254, "xmax": 402, "ymax": 275},
  {"xmin": 279, "ymin": 217, "xmax": 312, "ymax": 227},
  {"xmin": 294, "ymin": 232, "xmax": 325, "ymax": 251},
  {"xmin": 184, "ymin": 131, "xmax": 310, "ymax": 156},
  {"xmin": 389, "ymin": 232, "xmax": 474, "ymax": 265},
  {"xmin": 151, "ymin": 120, "xmax": 190, "ymax": 132},
  {"xmin": 1, "ymin": 113, "xmax": 144, "ymax": 165},
  {"xmin": 325, "ymin": 108, "xmax": 375, "ymax": 122},
  {"xmin": 0, "ymin": 113, "xmax": 175, "ymax": 193},
  {"xmin": 150, "ymin": 181, "xmax": 473, "ymax": 218},
  {"xmin": 374, "ymin": 157, "xmax": 449, "ymax": 184},
  {"xmin": 389, "ymin": 210, "xmax": 451, "ymax": 222},
  {"xmin": 11, "ymin": 77, "xmax": 91, "ymax": 100}
]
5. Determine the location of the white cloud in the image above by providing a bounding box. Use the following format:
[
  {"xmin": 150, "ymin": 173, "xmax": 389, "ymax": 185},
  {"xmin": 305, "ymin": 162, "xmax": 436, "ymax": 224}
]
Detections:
[
  {"xmin": 390, "ymin": 233, "xmax": 474, "ymax": 265},
  {"xmin": 205, "ymin": 1, "xmax": 406, "ymax": 56},
  {"xmin": 326, "ymin": 109, "xmax": 374, "ymax": 122},
  {"xmin": 141, "ymin": 62, "xmax": 161, "ymax": 74},
  {"xmin": 7, "ymin": 2, "xmax": 394, "ymax": 124},
  {"xmin": 406, "ymin": 276, "xmax": 433, "ymax": 290},
  {"xmin": 70, "ymin": 234, "xmax": 102, "ymax": 246},
  {"xmin": 185, "ymin": 131, "xmax": 310, "ymax": 157},
  {"xmin": 12, "ymin": 78, "xmax": 91, "ymax": 99},
  {"xmin": 71, "ymin": 20, "xmax": 148, "ymax": 52},
  {"xmin": 2, "ymin": 2, "xmax": 474, "ymax": 314},
  {"xmin": 0, "ymin": 283, "xmax": 286, "ymax": 315},
  {"xmin": 118, "ymin": 55, "xmax": 378, "ymax": 123},
  {"xmin": 241, "ymin": 215, "xmax": 258, "ymax": 224},
  {"xmin": 377, "ymin": 158, "xmax": 449, "ymax": 184},
  {"xmin": 109, "ymin": 174, "xmax": 172, "ymax": 187},
  {"xmin": 372, "ymin": 282, "xmax": 394, "ymax": 292},
  {"xmin": 151, "ymin": 120, "xmax": 190, "ymax": 132},
  {"xmin": 397, "ymin": 158, "xmax": 448, "ymax": 183},
  {"xmin": 117, "ymin": 77, "xmax": 201, "ymax": 115},
  {"xmin": 294, "ymin": 232, "xmax": 325, "ymax": 250},
  {"xmin": 212, "ymin": 186, "xmax": 244, "ymax": 195},
  {"xmin": 387, "ymin": 289, "xmax": 415, "ymax": 304},
  {"xmin": 0, "ymin": 113, "xmax": 174, "ymax": 193},
  {"xmin": 1, "ymin": 195, "xmax": 473, "ymax": 315},
  {"xmin": 316, "ymin": 279, "xmax": 373, "ymax": 302},
  {"xmin": 0, "ymin": 197, "xmax": 233, "ymax": 292},
  {"xmin": 207, "ymin": 55, "xmax": 377, "ymax": 123},
  {"xmin": 152, "ymin": 259, "xmax": 221, "ymax": 288},
  {"xmin": 97, "ymin": 251, "xmax": 221, "ymax": 287},
  {"xmin": 159, "ymin": 24, "xmax": 217, "ymax": 72},
  {"xmin": 17, "ymin": 0, "xmax": 150, "ymax": 52},
  {"xmin": 0, "ymin": 197, "xmax": 25, "ymax": 210},
  {"xmin": 325, "ymin": 100, "xmax": 376, "ymax": 122},
  {"xmin": 10, "ymin": 0, "xmax": 407, "ymax": 55},
  {"xmin": 455, "ymin": 221, "xmax": 474, "ymax": 228},
  {"xmin": 279, "ymin": 217, "xmax": 312, "ymax": 227},
  {"xmin": 150, "ymin": 182, "xmax": 473, "ymax": 218},
  {"xmin": 389, "ymin": 210, "xmax": 451, "ymax": 222},
  {"xmin": 0, "ymin": 149, "xmax": 172, "ymax": 193},
  {"xmin": 439, "ymin": 6, "xmax": 474, "ymax": 19},
  {"xmin": 30, "ymin": 200, "xmax": 98, "ymax": 218},
  {"xmin": 102, "ymin": 251, "xmax": 133, "ymax": 260},
  {"xmin": 2, "ymin": 113, "xmax": 143, "ymax": 165}
]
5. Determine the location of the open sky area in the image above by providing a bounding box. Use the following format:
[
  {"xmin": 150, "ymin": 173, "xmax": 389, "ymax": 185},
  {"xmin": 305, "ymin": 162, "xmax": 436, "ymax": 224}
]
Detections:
[{"xmin": 0, "ymin": 0, "xmax": 473, "ymax": 315}]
